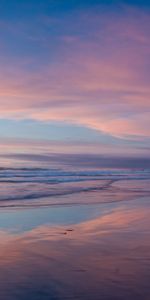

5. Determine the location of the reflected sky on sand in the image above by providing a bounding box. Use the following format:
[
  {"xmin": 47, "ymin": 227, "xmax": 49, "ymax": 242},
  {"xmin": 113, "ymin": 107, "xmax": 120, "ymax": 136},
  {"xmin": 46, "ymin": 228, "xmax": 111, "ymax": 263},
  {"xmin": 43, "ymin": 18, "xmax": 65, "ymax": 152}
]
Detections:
[{"xmin": 0, "ymin": 196, "xmax": 150, "ymax": 300}]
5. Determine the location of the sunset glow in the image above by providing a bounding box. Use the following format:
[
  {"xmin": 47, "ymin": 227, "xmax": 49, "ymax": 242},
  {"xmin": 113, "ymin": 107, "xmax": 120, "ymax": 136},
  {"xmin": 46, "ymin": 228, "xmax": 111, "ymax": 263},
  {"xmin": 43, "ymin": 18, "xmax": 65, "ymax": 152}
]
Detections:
[{"xmin": 0, "ymin": 0, "xmax": 149, "ymax": 158}]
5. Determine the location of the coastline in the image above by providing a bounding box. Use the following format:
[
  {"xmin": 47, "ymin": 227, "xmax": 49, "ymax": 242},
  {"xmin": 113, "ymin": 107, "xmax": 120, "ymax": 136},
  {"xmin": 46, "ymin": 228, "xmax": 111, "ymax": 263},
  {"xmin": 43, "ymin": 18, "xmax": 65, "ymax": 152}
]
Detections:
[{"xmin": 0, "ymin": 195, "xmax": 150, "ymax": 300}]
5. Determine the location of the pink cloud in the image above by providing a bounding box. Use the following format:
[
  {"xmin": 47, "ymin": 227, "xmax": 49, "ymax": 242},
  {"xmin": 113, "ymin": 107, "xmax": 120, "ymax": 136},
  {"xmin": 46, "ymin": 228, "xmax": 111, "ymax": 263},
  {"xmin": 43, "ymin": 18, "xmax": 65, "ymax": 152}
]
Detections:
[{"xmin": 0, "ymin": 7, "xmax": 149, "ymax": 139}]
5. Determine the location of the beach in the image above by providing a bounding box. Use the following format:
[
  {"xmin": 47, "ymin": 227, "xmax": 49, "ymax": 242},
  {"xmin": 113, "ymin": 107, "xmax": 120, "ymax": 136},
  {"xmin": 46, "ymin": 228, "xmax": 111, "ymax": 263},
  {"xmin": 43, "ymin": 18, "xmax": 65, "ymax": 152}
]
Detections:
[
  {"xmin": 0, "ymin": 0, "xmax": 150, "ymax": 298},
  {"xmin": 0, "ymin": 176, "xmax": 150, "ymax": 300}
]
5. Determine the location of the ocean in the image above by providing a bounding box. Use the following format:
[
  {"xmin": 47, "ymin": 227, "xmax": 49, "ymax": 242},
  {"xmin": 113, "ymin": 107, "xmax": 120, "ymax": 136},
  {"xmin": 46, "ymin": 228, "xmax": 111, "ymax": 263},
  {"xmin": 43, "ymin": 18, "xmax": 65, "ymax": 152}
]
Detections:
[{"xmin": 0, "ymin": 154, "xmax": 150, "ymax": 300}]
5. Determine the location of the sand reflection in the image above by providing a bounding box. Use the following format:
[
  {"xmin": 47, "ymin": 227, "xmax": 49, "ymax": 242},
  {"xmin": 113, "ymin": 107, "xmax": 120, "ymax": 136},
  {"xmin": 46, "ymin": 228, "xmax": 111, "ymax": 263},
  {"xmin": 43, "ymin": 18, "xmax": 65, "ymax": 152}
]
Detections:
[{"xmin": 0, "ymin": 198, "xmax": 150, "ymax": 300}]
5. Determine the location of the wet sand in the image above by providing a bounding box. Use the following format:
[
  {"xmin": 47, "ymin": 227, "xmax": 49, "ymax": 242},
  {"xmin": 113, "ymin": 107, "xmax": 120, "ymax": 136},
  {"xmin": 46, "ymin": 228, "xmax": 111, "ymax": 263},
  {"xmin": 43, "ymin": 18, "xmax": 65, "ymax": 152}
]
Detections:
[{"xmin": 0, "ymin": 196, "xmax": 150, "ymax": 300}]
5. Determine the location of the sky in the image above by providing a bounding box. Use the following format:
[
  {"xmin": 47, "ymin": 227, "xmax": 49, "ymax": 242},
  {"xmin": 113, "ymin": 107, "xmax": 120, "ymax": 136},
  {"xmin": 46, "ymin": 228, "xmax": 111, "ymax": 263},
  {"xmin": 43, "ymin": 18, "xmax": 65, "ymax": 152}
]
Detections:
[{"xmin": 0, "ymin": 0, "xmax": 150, "ymax": 159}]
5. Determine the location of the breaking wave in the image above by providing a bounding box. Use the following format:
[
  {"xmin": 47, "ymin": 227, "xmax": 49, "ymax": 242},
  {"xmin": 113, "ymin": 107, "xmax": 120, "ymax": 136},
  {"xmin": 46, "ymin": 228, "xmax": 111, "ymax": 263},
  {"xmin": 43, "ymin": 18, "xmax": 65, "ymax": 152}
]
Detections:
[{"xmin": 0, "ymin": 167, "xmax": 150, "ymax": 207}]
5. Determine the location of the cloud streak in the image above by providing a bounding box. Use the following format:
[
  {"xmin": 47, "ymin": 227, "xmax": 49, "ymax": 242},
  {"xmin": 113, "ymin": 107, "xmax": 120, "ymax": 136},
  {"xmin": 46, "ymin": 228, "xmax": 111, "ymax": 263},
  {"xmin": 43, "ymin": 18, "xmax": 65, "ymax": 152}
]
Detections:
[{"xmin": 0, "ymin": 5, "xmax": 149, "ymax": 140}]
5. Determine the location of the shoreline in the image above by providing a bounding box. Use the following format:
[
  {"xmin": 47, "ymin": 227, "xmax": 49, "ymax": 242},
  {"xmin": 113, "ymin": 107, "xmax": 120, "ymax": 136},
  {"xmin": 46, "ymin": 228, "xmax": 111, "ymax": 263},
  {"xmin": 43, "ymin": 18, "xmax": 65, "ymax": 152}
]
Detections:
[{"xmin": 0, "ymin": 194, "xmax": 150, "ymax": 299}]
